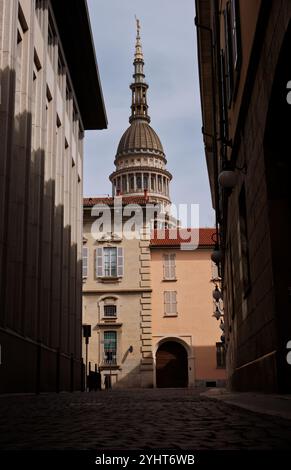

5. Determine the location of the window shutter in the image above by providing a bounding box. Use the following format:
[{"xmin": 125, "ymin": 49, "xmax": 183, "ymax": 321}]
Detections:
[
  {"xmin": 82, "ymin": 247, "xmax": 88, "ymax": 278},
  {"xmin": 164, "ymin": 255, "xmax": 170, "ymax": 279},
  {"xmin": 117, "ymin": 247, "xmax": 124, "ymax": 277},
  {"xmin": 96, "ymin": 247, "xmax": 103, "ymax": 277},
  {"xmin": 170, "ymin": 291, "xmax": 177, "ymax": 314},
  {"xmin": 164, "ymin": 291, "xmax": 171, "ymax": 315},
  {"xmin": 169, "ymin": 254, "xmax": 176, "ymax": 279}
]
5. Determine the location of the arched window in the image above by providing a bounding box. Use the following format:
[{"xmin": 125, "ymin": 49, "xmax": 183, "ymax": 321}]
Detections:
[
  {"xmin": 130, "ymin": 175, "xmax": 134, "ymax": 190},
  {"xmin": 136, "ymin": 175, "xmax": 142, "ymax": 189}
]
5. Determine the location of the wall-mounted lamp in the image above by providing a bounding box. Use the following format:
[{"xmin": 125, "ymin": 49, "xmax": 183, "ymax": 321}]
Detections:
[
  {"xmin": 218, "ymin": 161, "xmax": 247, "ymax": 190},
  {"xmin": 212, "ymin": 285, "xmax": 222, "ymax": 301},
  {"xmin": 219, "ymin": 320, "xmax": 225, "ymax": 332},
  {"xmin": 212, "ymin": 305, "xmax": 223, "ymax": 321},
  {"xmin": 211, "ymin": 245, "xmax": 222, "ymax": 264},
  {"xmin": 218, "ymin": 169, "xmax": 238, "ymax": 189}
]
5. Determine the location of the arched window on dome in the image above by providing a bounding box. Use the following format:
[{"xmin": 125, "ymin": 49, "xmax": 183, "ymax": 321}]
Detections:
[
  {"xmin": 136, "ymin": 175, "xmax": 142, "ymax": 190},
  {"xmin": 144, "ymin": 174, "xmax": 148, "ymax": 189},
  {"xmin": 129, "ymin": 175, "xmax": 134, "ymax": 190},
  {"xmin": 122, "ymin": 175, "xmax": 127, "ymax": 193},
  {"xmin": 151, "ymin": 176, "xmax": 155, "ymax": 191}
]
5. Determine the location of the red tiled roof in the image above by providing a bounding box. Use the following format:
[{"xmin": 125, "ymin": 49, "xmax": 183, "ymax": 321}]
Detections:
[
  {"xmin": 150, "ymin": 228, "xmax": 215, "ymax": 248},
  {"xmin": 83, "ymin": 195, "xmax": 150, "ymax": 207}
]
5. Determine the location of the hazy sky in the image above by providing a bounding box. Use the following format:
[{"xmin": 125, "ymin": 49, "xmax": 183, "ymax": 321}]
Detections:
[{"xmin": 85, "ymin": 0, "xmax": 215, "ymax": 227}]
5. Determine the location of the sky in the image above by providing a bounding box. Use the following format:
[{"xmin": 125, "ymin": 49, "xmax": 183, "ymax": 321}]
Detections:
[{"xmin": 85, "ymin": 0, "xmax": 215, "ymax": 227}]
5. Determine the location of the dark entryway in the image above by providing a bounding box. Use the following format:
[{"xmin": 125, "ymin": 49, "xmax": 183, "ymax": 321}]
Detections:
[{"xmin": 156, "ymin": 341, "xmax": 188, "ymax": 388}]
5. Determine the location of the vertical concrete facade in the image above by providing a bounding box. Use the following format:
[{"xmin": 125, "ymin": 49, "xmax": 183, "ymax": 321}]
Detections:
[{"xmin": 0, "ymin": 0, "xmax": 107, "ymax": 393}]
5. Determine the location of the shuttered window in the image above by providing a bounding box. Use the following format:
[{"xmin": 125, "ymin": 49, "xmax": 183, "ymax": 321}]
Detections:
[
  {"xmin": 163, "ymin": 254, "xmax": 176, "ymax": 280},
  {"xmin": 82, "ymin": 247, "xmax": 88, "ymax": 278},
  {"xmin": 164, "ymin": 291, "xmax": 177, "ymax": 316},
  {"xmin": 95, "ymin": 247, "xmax": 124, "ymax": 278}
]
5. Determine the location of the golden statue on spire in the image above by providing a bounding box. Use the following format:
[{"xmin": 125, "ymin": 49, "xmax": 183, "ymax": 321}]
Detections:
[{"xmin": 135, "ymin": 15, "xmax": 141, "ymax": 36}]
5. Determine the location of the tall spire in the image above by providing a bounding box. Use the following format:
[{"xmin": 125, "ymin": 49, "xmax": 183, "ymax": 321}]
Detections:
[{"xmin": 129, "ymin": 17, "xmax": 150, "ymax": 123}]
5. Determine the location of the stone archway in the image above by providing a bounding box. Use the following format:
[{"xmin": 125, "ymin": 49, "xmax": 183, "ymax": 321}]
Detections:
[{"xmin": 156, "ymin": 341, "xmax": 188, "ymax": 388}]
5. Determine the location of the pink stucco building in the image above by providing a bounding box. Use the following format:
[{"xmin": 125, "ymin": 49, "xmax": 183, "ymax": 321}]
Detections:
[{"xmin": 150, "ymin": 229, "xmax": 226, "ymax": 388}]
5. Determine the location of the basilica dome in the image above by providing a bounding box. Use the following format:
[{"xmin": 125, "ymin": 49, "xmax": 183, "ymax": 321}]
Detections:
[{"xmin": 116, "ymin": 120, "xmax": 165, "ymax": 158}]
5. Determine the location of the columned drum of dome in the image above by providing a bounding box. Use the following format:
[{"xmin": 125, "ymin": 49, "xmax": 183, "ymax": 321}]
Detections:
[{"xmin": 109, "ymin": 19, "xmax": 172, "ymax": 206}]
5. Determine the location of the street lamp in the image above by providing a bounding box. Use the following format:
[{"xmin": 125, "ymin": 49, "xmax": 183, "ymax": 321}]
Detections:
[
  {"xmin": 82, "ymin": 324, "xmax": 91, "ymax": 392},
  {"xmin": 212, "ymin": 305, "xmax": 223, "ymax": 321},
  {"xmin": 213, "ymin": 285, "xmax": 222, "ymax": 301}
]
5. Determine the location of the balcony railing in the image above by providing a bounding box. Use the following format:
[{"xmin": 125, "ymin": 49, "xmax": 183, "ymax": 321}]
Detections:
[{"xmin": 102, "ymin": 358, "xmax": 117, "ymax": 366}]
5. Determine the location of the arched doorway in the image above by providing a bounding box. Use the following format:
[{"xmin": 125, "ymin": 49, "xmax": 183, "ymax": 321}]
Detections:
[{"xmin": 156, "ymin": 341, "xmax": 188, "ymax": 388}]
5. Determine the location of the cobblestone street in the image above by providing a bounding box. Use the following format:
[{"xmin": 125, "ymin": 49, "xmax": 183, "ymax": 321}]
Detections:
[{"xmin": 1, "ymin": 389, "xmax": 291, "ymax": 450}]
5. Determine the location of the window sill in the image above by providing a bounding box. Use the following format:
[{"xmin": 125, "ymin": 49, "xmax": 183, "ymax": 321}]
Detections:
[
  {"xmin": 97, "ymin": 322, "xmax": 122, "ymax": 328},
  {"xmin": 99, "ymin": 364, "xmax": 120, "ymax": 371},
  {"xmin": 97, "ymin": 277, "xmax": 122, "ymax": 284},
  {"xmin": 162, "ymin": 278, "xmax": 177, "ymax": 282},
  {"xmin": 163, "ymin": 314, "xmax": 178, "ymax": 318}
]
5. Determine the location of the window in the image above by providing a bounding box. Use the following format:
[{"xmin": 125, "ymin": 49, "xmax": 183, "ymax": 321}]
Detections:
[
  {"xmin": 82, "ymin": 247, "xmax": 88, "ymax": 278},
  {"xmin": 224, "ymin": 3, "xmax": 233, "ymax": 106},
  {"xmin": 104, "ymin": 331, "xmax": 117, "ymax": 364},
  {"xmin": 163, "ymin": 254, "xmax": 176, "ymax": 280},
  {"xmin": 96, "ymin": 247, "xmax": 124, "ymax": 278},
  {"xmin": 164, "ymin": 291, "xmax": 177, "ymax": 316},
  {"xmin": 216, "ymin": 342, "xmax": 226, "ymax": 368},
  {"xmin": 104, "ymin": 247, "xmax": 117, "ymax": 277},
  {"xmin": 104, "ymin": 305, "xmax": 117, "ymax": 317},
  {"xmin": 136, "ymin": 175, "xmax": 142, "ymax": 189}
]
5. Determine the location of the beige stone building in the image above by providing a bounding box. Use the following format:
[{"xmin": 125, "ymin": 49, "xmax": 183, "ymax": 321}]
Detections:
[
  {"xmin": 0, "ymin": 0, "xmax": 107, "ymax": 393},
  {"xmin": 83, "ymin": 196, "xmax": 154, "ymax": 388}
]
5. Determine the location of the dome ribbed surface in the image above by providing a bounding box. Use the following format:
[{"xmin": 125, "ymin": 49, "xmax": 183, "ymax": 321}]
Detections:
[{"xmin": 116, "ymin": 120, "xmax": 164, "ymax": 157}]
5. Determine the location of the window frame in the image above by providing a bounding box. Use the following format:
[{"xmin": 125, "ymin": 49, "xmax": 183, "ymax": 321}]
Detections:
[
  {"xmin": 104, "ymin": 305, "xmax": 117, "ymax": 318},
  {"xmin": 82, "ymin": 246, "xmax": 88, "ymax": 279},
  {"xmin": 164, "ymin": 291, "xmax": 177, "ymax": 316},
  {"xmin": 96, "ymin": 246, "xmax": 124, "ymax": 279}
]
